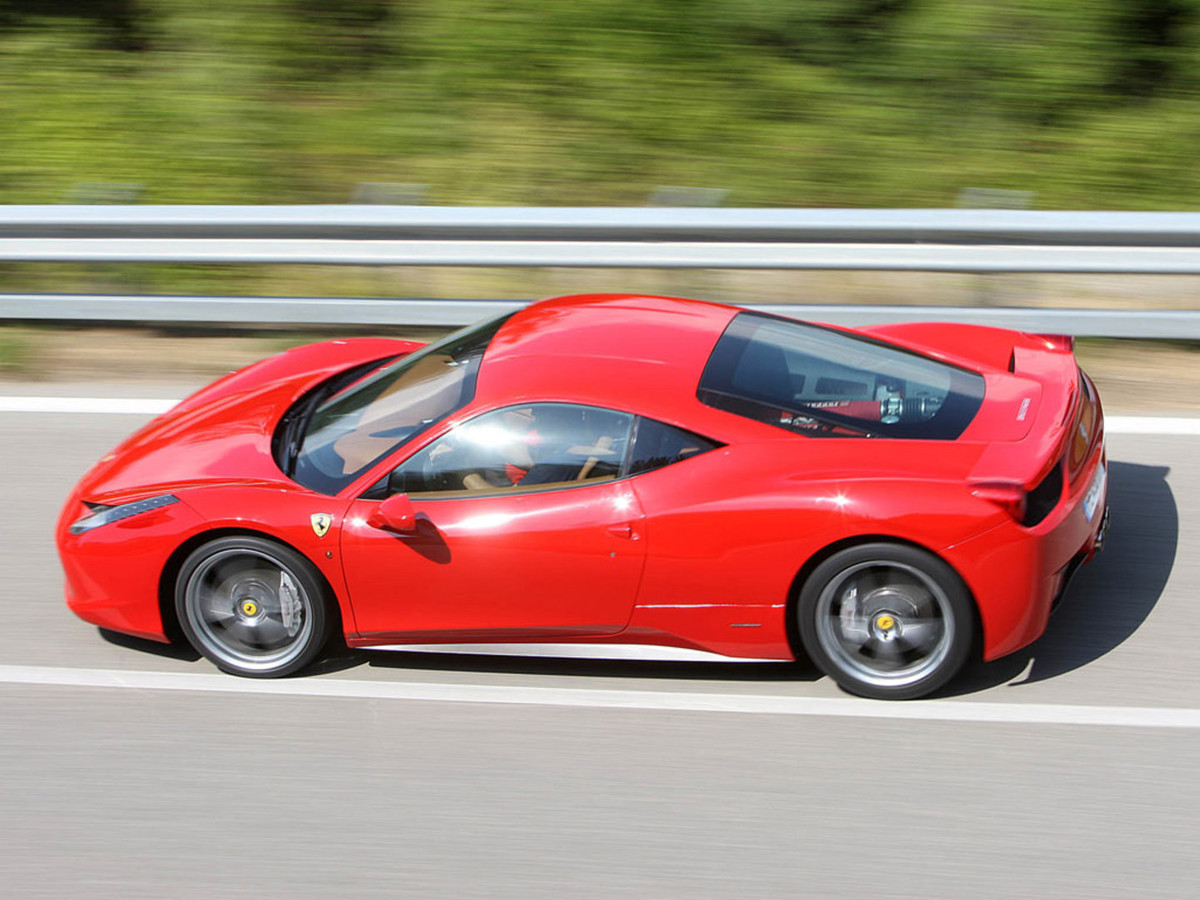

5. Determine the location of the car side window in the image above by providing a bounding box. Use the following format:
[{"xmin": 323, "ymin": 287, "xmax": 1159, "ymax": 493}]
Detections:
[
  {"xmin": 390, "ymin": 404, "xmax": 635, "ymax": 497},
  {"xmin": 628, "ymin": 418, "xmax": 720, "ymax": 476}
]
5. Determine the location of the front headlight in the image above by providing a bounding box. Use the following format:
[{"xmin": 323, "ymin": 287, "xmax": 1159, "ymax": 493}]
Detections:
[{"xmin": 69, "ymin": 494, "xmax": 180, "ymax": 535}]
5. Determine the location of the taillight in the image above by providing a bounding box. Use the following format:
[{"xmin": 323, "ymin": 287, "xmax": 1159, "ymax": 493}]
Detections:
[
  {"xmin": 1037, "ymin": 334, "xmax": 1075, "ymax": 353},
  {"xmin": 972, "ymin": 463, "xmax": 1063, "ymax": 528},
  {"xmin": 970, "ymin": 482, "xmax": 1027, "ymax": 522},
  {"xmin": 1024, "ymin": 463, "xmax": 1064, "ymax": 526}
]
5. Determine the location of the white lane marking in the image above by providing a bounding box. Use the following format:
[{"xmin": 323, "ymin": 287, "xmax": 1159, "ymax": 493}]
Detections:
[
  {"xmin": 1, "ymin": 664, "xmax": 1198, "ymax": 729},
  {"xmin": 0, "ymin": 397, "xmax": 176, "ymax": 414},
  {"xmin": 1106, "ymin": 416, "xmax": 1200, "ymax": 436},
  {"xmin": 1, "ymin": 399, "xmax": 1198, "ymax": 434}
]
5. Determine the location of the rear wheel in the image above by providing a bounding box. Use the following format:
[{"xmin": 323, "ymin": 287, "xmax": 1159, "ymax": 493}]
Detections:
[
  {"xmin": 175, "ymin": 536, "xmax": 333, "ymax": 678},
  {"xmin": 797, "ymin": 543, "xmax": 975, "ymax": 700}
]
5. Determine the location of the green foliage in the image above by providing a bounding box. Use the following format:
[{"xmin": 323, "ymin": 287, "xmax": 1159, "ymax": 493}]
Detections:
[
  {"xmin": 3, "ymin": 0, "xmax": 1200, "ymax": 217},
  {"xmin": 275, "ymin": 1, "xmax": 401, "ymax": 79},
  {"xmin": 0, "ymin": 327, "xmax": 32, "ymax": 373},
  {"xmin": 0, "ymin": 0, "xmax": 152, "ymax": 51}
]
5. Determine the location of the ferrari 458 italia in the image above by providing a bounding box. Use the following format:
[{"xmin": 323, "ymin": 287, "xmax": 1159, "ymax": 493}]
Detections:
[{"xmin": 58, "ymin": 294, "xmax": 1109, "ymax": 699}]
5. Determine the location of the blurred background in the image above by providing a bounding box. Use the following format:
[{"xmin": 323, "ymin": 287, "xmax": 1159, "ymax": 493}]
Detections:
[
  {"xmin": 1, "ymin": 0, "xmax": 1198, "ymax": 405},
  {"xmin": 6, "ymin": 0, "xmax": 1200, "ymax": 208}
]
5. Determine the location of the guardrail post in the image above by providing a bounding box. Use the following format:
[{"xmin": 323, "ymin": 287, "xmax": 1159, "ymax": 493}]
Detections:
[
  {"xmin": 957, "ymin": 188, "xmax": 1037, "ymax": 307},
  {"xmin": 647, "ymin": 187, "xmax": 729, "ymax": 297}
]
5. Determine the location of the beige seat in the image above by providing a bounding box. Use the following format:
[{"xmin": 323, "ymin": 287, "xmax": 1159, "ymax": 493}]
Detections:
[{"xmin": 573, "ymin": 435, "xmax": 616, "ymax": 481}]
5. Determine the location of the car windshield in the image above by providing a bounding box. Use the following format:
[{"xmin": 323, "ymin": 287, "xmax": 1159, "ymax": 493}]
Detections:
[
  {"xmin": 288, "ymin": 314, "xmax": 511, "ymax": 494},
  {"xmin": 698, "ymin": 312, "xmax": 984, "ymax": 439}
]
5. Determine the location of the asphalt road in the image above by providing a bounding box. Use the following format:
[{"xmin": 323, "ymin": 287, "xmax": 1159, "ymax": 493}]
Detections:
[{"xmin": 1, "ymin": 386, "xmax": 1198, "ymax": 899}]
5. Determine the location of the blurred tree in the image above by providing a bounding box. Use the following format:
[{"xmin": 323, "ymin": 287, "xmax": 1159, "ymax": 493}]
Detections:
[
  {"xmin": 0, "ymin": 0, "xmax": 150, "ymax": 51},
  {"xmin": 279, "ymin": 0, "xmax": 401, "ymax": 79},
  {"xmin": 1109, "ymin": 0, "xmax": 1195, "ymax": 98},
  {"xmin": 882, "ymin": 2, "xmax": 1117, "ymax": 127},
  {"xmin": 712, "ymin": 0, "xmax": 913, "ymax": 67}
]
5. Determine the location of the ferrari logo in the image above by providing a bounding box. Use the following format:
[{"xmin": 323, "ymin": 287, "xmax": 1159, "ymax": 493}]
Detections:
[{"xmin": 310, "ymin": 513, "xmax": 333, "ymax": 538}]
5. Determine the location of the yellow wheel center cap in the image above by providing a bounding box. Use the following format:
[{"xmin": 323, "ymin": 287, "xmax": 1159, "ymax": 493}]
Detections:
[
  {"xmin": 875, "ymin": 614, "xmax": 896, "ymax": 631},
  {"xmin": 241, "ymin": 600, "xmax": 259, "ymax": 616}
]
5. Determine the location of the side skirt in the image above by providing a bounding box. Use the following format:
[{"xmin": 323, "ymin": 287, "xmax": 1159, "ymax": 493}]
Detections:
[{"xmin": 363, "ymin": 643, "xmax": 786, "ymax": 663}]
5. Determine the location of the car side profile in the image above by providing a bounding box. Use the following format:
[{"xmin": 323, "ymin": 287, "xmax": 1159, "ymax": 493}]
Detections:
[{"xmin": 58, "ymin": 294, "xmax": 1109, "ymax": 699}]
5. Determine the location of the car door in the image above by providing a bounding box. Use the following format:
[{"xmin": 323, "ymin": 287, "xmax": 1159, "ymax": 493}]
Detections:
[{"xmin": 339, "ymin": 403, "xmax": 647, "ymax": 641}]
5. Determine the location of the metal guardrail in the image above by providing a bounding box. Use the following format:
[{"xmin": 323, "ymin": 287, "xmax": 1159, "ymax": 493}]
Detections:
[
  {"xmin": 2, "ymin": 206, "xmax": 1200, "ymax": 332},
  {"xmin": 12, "ymin": 239, "xmax": 1200, "ymax": 272},
  {"xmin": 8, "ymin": 205, "xmax": 1200, "ymax": 245},
  {"xmin": 1, "ymin": 293, "xmax": 1197, "ymax": 337},
  {"xmin": 7, "ymin": 205, "xmax": 1200, "ymax": 272}
]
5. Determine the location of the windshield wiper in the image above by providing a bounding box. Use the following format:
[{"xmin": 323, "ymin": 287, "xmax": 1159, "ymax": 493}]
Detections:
[{"xmin": 282, "ymin": 395, "xmax": 321, "ymax": 477}]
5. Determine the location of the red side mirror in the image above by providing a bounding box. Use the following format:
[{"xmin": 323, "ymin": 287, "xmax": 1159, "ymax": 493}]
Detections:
[{"xmin": 366, "ymin": 493, "xmax": 418, "ymax": 534}]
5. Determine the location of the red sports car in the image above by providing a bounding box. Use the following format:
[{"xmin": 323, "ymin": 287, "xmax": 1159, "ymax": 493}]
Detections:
[{"xmin": 57, "ymin": 294, "xmax": 1109, "ymax": 699}]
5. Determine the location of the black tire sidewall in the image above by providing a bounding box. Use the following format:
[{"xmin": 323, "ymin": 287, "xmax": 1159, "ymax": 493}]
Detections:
[
  {"xmin": 796, "ymin": 542, "xmax": 975, "ymax": 700},
  {"xmin": 175, "ymin": 535, "xmax": 332, "ymax": 678}
]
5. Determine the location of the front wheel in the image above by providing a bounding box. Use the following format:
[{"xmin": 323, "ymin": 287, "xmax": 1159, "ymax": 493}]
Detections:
[
  {"xmin": 797, "ymin": 543, "xmax": 975, "ymax": 700},
  {"xmin": 175, "ymin": 536, "xmax": 334, "ymax": 678}
]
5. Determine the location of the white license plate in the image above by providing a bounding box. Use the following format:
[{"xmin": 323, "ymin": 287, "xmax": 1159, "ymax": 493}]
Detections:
[{"xmin": 1083, "ymin": 462, "xmax": 1106, "ymax": 523}]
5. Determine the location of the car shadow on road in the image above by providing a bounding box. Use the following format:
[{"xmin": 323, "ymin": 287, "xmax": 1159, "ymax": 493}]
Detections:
[
  {"xmin": 99, "ymin": 627, "xmax": 201, "ymax": 662},
  {"xmin": 940, "ymin": 460, "xmax": 1177, "ymax": 697}
]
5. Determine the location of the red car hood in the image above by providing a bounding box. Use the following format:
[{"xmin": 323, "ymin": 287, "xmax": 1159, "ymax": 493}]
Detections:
[{"xmin": 73, "ymin": 338, "xmax": 419, "ymax": 504}]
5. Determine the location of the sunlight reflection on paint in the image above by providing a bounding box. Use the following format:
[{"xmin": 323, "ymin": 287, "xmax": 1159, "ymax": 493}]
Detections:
[
  {"xmin": 819, "ymin": 492, "xmax": 852, "ymax": 509},
  {"xmin": 452, "ymin": 504, "xmax": 558, "ymax": 533},
  {"xmin": 455, "ymin": 512, "xmax": 517, "ymax": 531}
]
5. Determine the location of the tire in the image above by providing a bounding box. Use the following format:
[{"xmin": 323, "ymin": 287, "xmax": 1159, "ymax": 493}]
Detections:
[
  {"xmin": 797, "ymin": 543, "xmax": 975, "ymax": 700},
  {"xmin": 175, "ymin": 535, "xmax": 334, "ymax": 678}
]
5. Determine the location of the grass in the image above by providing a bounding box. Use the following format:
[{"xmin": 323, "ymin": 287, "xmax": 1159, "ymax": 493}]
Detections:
[
  {"xmin": 0, "ymin": 327, "xmax": 34, "ymax": 375},
  {"xmin": 5, "ymin": 2, "xmax": 1200, "ymax": 209},
  {"xmin": 4, "ymin": 2, "xmax": 1200, "ymax": 301}
]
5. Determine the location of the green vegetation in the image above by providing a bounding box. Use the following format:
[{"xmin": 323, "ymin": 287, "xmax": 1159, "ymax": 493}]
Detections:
[
  {"xmin": 0, "ymin": 326, "xmax": 33, "ymax": 373},
  {"xmin": 4, "ymin": 0, "xmax": 1200, "ymax": 209}
]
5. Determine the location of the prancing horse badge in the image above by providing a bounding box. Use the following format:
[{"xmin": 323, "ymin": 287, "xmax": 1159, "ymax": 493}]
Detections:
[{"xmin": 310, "ymin": 513, "xmax": 333, "ymax": 538}]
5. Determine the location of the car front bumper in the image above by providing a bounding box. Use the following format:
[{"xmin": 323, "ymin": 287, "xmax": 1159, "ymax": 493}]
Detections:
[{"xmin": 57, "ymin": 492, "xmax": 205, "ymax": 643}]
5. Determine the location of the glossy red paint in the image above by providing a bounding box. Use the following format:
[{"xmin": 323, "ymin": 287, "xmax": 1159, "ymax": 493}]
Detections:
[
  {"xmin": 341, "ymin": 479, "xmax": 646, "ymax": 641},
  {"xmin": 57, "ymin": 293, "xmax": 1108, "ymax": 683}
]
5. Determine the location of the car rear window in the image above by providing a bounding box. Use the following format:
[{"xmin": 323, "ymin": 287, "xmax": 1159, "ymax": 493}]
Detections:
[{"xmin": 698, "ymin": 312, "xmax": 984, "ymax": 440}]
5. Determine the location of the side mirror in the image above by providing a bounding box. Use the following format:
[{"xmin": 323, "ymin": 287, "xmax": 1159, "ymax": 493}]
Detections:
[{"xmin": 366, "ymin": 493, "xmax": 418, "ymax": 534}]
